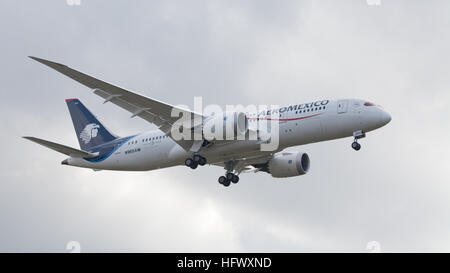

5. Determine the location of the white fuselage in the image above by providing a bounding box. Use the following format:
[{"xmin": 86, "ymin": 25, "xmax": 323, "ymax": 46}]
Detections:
[{"xmin": 65, "ymin": 99, "xmax": 391, "ymax": 171}]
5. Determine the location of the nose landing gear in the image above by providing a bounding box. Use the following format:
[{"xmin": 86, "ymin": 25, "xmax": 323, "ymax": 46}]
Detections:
[
  {"xmin": 352, "ymin": 130, "xmax": 366, "ymax": 151},
  {"xmin": 351, "ymin": 141, "xmax": 361, "ymax": 151}
]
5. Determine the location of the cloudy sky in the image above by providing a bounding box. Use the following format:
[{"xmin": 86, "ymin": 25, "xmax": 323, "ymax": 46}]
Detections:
[{"xmin": 1, "ymin": 0, "xmax": 449, "ymax": 252}]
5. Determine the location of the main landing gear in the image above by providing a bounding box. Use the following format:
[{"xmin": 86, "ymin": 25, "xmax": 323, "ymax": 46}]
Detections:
[
  {"xmin": 217, "ymin": 160, "xmax": 241, "ymax": 187},
  {"xmin": 352, "ymin": 130, "xmax": 366, "ymax": 151},
  {"xmin": 185, "ymin": 154, "xmax": 207, "ymax": 169},
  {"xmin": 185, "ymin": 156, "xmax": 241, "ymax": 187},
  {"xmin": 218, "ymin": 173, "xmax": 239, "ymax": 187}
]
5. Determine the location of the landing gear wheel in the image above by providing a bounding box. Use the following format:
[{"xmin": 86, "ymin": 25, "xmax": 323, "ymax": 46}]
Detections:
[
  {"xmin": 198, "ymin": 157, "xmax": 207, "ymax": 166},
  {"xmin": 231, "ymin": 175, "xmax": 239, "ymax": 184},
  {"xmin": 193, "ymin": 155, "xmax": 207, "ymax": 166},
  {"xmin": 185, "ymin": 158, "xmax": 198, "ymax": 169},
  {"xmin": 185, "ymin": 158, "xmax": 193, "ymax": 167},
  {"xmin": 218, "ymin": 176, "xmax": 230, "ymax": 187},
  {"xmin": 351, "ymin": 141, "xmax": 361, "ymax": 151},
  {"xmin": 218, "ymin": 176, "xmax": 227, "ymax": 185},
  {"xmin": 226, "ymin": 173, "xmax": 234, "ymax": 181},
  {"xmin": 193, "ymin": 154, "xmax": 201, "ymax": 162}
]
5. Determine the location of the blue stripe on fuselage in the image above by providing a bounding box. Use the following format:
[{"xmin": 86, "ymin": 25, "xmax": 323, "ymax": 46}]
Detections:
[{"xmin": 84, "ymin": 135, "xmax": 137, "ymax": 163}]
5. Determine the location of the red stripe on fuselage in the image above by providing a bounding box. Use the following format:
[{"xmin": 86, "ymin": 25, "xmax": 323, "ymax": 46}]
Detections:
[{"xmin": 247, "ymin": 113, "xmax": 322, "ymax": 121}]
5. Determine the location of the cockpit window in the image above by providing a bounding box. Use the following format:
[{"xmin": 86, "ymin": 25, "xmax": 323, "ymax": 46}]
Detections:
[{"xmin": 364, "ymin": 102, "xmax": 376, "ymax": 106}]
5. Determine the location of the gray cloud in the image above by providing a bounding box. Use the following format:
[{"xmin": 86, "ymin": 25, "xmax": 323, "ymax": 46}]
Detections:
[{"xmin": 0, "ymin": 0, "xmax": 449, "ymax": 252}]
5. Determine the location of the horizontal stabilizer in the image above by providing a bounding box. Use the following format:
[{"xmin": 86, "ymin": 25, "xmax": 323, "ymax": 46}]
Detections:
[{"xmin": 23, "ymin": 136, "xmax": 99, "ymax": 158}]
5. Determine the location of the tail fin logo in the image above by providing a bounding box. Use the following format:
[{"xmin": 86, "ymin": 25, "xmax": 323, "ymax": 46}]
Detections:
[{"xmin": 79, "ymin": 123, "xmax": 100, "ymax": 144}]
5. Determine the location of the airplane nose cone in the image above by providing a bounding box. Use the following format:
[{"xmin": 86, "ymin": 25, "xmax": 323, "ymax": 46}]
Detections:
[{"xmin": 379, "ymin": 110, "xmax": 392, "ymax": 126}]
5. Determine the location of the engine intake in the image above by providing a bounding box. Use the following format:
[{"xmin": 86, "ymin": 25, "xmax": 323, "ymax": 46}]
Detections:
[
  {"xmin": 203, "ymin": 111, "xmax": 248, "ymax": 141},
  {"xmin": 268, "ymin": 152, "xmax": 310, "ymax": 178}
]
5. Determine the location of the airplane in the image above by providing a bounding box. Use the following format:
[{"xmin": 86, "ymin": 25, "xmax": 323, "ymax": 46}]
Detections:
[{"xmin": 24, "ymin": 56, "xmax": 391, "ymax": 187}]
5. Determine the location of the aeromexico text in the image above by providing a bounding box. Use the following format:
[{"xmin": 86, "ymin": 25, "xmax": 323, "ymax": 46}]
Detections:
[
  {"xmin": 169, "ymin": 99, "xmax": 329, "ymax": 151},
  {"xmin": 255, "ymin": 100, "xmax": 329, "ymax": 117}
]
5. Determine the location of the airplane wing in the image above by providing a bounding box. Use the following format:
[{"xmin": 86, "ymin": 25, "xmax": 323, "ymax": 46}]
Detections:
[
  {"xmin": 212, "ymin": 153, "xmax": 274, "ymax": 174},
  {"xmin": 29, "ymin": 56, "xmax": 202, "ymax": 151},
  {"xmin": 23, "ymin": 136, "xmax": 99, "ymax": 158}
]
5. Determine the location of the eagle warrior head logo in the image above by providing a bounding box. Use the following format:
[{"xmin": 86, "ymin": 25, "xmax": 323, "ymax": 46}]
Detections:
[{"xmin": 79, "ymin": 123, "xmax": 100, "ymax": 144}]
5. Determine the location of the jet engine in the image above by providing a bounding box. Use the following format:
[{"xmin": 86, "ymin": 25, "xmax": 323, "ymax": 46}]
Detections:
[{"xmin": 268, "ymin": 152, "xmax": 310, "ymax": 178}]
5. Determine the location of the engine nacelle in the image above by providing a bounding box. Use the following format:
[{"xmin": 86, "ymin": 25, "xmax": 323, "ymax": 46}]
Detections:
[
  {"xmin": 203, "ymin": 111, "xmax": 248, "ymax": 141},
  {"xmin": 268, "ymin": 152, "xmax": 310, "ymax": 178}
]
